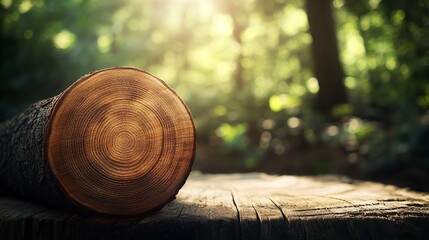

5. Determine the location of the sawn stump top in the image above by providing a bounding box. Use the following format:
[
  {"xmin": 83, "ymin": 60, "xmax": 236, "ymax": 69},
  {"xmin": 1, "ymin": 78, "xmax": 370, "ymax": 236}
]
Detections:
[{"xmin": 1, "ymin": 173, "xmax": 428, "ymax": 240}]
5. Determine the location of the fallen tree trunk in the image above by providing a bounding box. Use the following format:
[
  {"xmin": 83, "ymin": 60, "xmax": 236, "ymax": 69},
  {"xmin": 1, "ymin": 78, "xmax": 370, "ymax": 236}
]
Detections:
[{"xmin": 0, "ymin": 67, "xmax": 196, "ymax": 216}]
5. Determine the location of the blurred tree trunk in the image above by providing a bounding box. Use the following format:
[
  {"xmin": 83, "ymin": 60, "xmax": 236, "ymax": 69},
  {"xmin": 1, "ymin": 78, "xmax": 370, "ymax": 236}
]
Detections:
[
  {"xmin": 306, "ymin": 0, "xmax": 347, "ymax": 113},
  {"xmin": 216, "ymin": 0, "xmax": 247, "ymax": 90}
]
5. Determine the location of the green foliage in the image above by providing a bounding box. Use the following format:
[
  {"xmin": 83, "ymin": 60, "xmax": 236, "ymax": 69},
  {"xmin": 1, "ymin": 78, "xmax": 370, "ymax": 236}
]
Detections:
[
  {"xmin": 1, "ymin": 0, "xmax": 428, "ymax": 188},
  {"xmin": 216, "ymin": 123, "xmax": 248, "ymax": 151}
]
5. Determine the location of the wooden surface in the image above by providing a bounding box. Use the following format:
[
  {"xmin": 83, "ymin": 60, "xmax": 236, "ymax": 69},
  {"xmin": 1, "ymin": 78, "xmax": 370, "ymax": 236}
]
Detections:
[{"xmin": 1, "ymin": 172, "xmax": 429, "ymax": 240}]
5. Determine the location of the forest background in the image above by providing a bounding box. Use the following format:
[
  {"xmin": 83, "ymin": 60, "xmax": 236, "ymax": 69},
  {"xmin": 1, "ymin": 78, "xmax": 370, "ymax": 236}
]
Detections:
[{"xmin": 1, "ymin": 0, "xmax": 428, "ymax": 191}]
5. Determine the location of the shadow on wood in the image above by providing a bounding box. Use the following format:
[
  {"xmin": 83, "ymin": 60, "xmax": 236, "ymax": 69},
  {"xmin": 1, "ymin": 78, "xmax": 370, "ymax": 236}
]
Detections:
[{"xmin": 1, "ymin": 173, "xmax": 428, "ymax": 240}]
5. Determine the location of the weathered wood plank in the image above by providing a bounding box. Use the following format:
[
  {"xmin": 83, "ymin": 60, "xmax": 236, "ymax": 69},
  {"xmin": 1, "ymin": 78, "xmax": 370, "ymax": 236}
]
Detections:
[{"xmin": 1, "ymin": 172, "xmax": 429, "ymax": 240}]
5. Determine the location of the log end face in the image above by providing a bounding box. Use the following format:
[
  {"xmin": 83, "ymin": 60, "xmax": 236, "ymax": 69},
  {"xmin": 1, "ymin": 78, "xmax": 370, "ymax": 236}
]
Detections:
[{"xmin": 46, "ymin": 67, "xmax": 196, "ymax": 216}]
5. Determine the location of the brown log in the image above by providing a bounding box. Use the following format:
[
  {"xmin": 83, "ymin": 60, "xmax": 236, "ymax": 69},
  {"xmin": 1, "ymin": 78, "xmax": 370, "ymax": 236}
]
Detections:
[{"xmin": 0, "ymin": 67, "xmax": 196, "ymax": 216}]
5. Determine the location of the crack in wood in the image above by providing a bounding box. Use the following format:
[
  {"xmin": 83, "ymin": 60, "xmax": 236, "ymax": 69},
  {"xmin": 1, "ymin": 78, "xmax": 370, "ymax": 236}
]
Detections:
[
  {"xmin": 251, "ymin": 203, "xmax": 262, "ymax": 239},
  {"xmin": 310, "ymin": 194, "xmax": 356, "ymax": 206},
  {"xmin": 268, "ymin": 197, "xmax": 290, "ymax": 227},
  {"xmin": 230, "ymin": 191, "xmax": 242, "ymax": 240}
]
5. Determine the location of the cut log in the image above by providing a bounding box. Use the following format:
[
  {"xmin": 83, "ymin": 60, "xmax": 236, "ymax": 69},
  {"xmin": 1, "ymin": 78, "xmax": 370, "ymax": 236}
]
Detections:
[
  {"xmin": 0, "ymin": 67, "xmax": 196, "ymax": 216},
  {"xmin": 0, "ymin": 173, "xmax": 428, "ymax": 240}
]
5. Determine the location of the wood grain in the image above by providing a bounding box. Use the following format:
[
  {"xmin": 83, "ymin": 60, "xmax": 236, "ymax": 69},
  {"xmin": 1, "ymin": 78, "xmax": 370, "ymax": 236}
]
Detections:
[
  {"xmin": 47, "ymin": 67, "xmax": 196, "ymax": 216},
  {"xmin": 0, "ymin": 67, "xmax": 196, "ymax": 216},
  {"xmin": 0, "ymin": 173, "xmax": 428, "ymax": 240}
]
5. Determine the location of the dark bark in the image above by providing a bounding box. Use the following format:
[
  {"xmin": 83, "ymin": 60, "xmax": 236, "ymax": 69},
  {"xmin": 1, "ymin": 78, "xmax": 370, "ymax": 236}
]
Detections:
[
  {"xmin": 306, "ymin": 0, "xmax": 347, "ymax": 113},
  {"xmin": 0, "ymin": 97, "xmax": 74, "ymax": 210}
]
